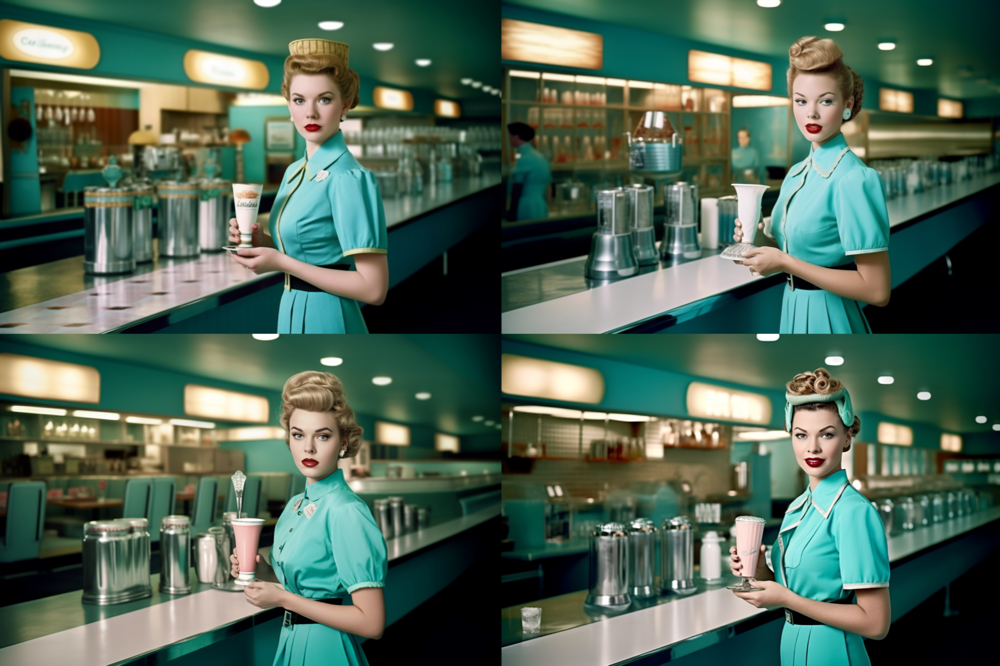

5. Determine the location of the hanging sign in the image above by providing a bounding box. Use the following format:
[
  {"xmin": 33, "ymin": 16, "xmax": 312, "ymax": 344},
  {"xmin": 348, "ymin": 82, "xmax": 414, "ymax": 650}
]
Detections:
[
  {"xmin": 0, "ymin": 20, "xmax": 100, "ymax": 69},
  {"xmin": 183, "ymin": 49, "xmax": 269, "ymax": 89}
]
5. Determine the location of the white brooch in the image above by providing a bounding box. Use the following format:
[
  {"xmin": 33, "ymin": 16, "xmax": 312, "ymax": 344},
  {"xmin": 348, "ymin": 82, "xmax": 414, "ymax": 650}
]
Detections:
[
  {"xmin": 293, "ymin": 499, "xmax": 302, "ymax": 511},
  {"xmin": 315, "ymin": 170, "xmax": 330, "ymax": 182},
  {"xmin": 304, "ymin": 503, "xmax": 317, "ymax": 519}
]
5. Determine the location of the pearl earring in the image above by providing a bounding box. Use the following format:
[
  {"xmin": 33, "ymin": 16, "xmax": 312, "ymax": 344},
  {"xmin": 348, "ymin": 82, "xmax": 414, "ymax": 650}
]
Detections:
[
  {"xmin": 842, "ymin": 108, "xmax": 852, "ymax": 121},
  {"xmin": 340, "ymin": 116, "xmax": 346, "ymax": 122},
  {"xmin": 339, "ymin": 449, "xmax": 346, "ymax": 458}
]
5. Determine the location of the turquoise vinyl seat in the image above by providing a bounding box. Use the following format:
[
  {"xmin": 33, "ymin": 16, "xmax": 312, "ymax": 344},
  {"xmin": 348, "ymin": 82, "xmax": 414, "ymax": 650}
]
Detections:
[
  {"xmin": 121, "ymin": 478, "xmax": 153, "ymax": 522},
  {"xmin": 223, "ymin": 475, "xmax": 262, "ymax": 519},
  {"xmin": 0, "ymin": 481, "xmax": 47, "ymax": 563},
  {"xmin": 287, "ymin": 475, "xmax": 306, "ymax": 502},
  {"xmin": 460, "ymin": 490, "xmax": 501, "ymax": 516},
  {"xmin": 148, "ymin": 477, "xmax": 176, "ymax": 543},
  {"xmin": 191, "ymin": 477, "xmax": 219, "ymax": 536}
]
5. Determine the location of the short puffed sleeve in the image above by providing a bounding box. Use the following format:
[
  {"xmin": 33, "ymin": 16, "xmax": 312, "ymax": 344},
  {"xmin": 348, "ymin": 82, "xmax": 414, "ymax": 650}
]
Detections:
[
  {"xmin": 330, "ymin": 500, "xmax": 388, "ymax": 594},
  {"xmin": 834, "ymin": 167, "xmax": 890, "ymax": 256},
  {"xmin": 833, "ymin": 497, "xmax": 890, "ymax": 590},
  {"xmin": 330, "ymin": 168, "xmax": 388, "ymax": 258}
]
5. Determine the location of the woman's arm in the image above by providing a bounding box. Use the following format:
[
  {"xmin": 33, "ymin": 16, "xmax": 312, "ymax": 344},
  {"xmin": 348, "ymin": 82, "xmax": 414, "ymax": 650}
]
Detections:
[
  {"xmin": 280, "ymin": 253, "xmax": 389, "ymax": 306},
  {"xmin": 783, "ymin": 587, "xmax": 891, "ymax": 640},
  {"xmin": 281, "ymin": 587, "xmax": 386, "ymax": 640},
  {"xmin": 782, "ymin": 250, "xmax": 891, "ymax": 307}
]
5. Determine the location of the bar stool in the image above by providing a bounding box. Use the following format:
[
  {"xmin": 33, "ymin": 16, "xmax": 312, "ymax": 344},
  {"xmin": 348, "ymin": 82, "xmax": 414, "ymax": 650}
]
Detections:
[{"xmin": 0, "ymin": 481, "xmax": 47, "ymax": 563}]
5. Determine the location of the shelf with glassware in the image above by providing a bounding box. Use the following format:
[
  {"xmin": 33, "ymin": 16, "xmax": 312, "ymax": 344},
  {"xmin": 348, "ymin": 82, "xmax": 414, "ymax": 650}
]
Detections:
[{"xmin": 502, "ymin": 68, "xmax": 733, "ymax": 220}]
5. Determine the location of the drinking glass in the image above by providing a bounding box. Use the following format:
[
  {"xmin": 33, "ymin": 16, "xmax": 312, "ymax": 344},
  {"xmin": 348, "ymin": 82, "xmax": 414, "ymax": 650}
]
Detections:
[
  {"xmin": 726, "ymin": 515, "xmax": 766, "ymax": 592},
  {"xmin": 521, "ymin": 606, "xmax": 542, "ymax": 634}
]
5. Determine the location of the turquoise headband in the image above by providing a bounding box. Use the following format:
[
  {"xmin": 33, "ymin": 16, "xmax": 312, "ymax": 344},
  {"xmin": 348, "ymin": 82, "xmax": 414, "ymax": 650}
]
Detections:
[{"xmin": 784, "ymin": 387, "xmax": 854, "ymax": 431}]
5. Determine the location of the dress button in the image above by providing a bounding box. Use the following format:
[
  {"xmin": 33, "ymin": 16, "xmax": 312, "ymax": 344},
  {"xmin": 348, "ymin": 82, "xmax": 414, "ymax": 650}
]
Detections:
[
  {"xmin": 298, "ymin": 511, "xmax": 302, "ymax": 515},
  {"xmin": 289, "ymin": 528, "xmax": 293, "ymax": 532}
]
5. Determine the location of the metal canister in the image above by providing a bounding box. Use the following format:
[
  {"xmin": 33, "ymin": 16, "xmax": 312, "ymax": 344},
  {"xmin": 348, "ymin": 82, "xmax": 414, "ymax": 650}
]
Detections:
[
  {"xmin": 946, "ymin": 491, "xmax": 957, "ymax": 519},
  {"xmin": 916, "ymin": 495, "xmax": 931, "ymax": 527},
  {"xmin": 194, "ymin": 532, "xmax": 218, "ymax": 584},
  {"xmin": 584, "ymin": 522, "xmax": 631, "ymax": 609},
  {"xmin": 130, "ymin": 182, "xmax": 155, "ymax": 262},
  {"xmin": 627, "ymin": 518, "xmax": 658, "ymax": 599},
  {"xmin": 125, "ymin": 517, "xmax": 151, "ymax": 599},
  {"xmin": 197, "ymin": 179, "xmax": 224, "ymax": 251},
  {"xmin": 931, "ymin": 493, "xmax": 944, "ymax": 523},
  {"xmin": 374, "ymin": 499, "xmax": 392, "ymax": 539},
  {"xmin": 157, "ymin": 181, "xmax": 200, "ymax": 257},
  {"xmin": 160, "ymin": 514, "xmax": 192, "ymax": 594},
  {"xmin": 389, "ymin": 497, "xmax": 405, "ymax": 537},
  {"xmin": 660, "ymin": 516, "xmax": 695, "ymax": 595},
  {"xmin": 214, "ymin": 513, "xmax": 241, "ymax": 591},
  {"xmin": 417, "ymin": 507, "xmax": 429, "ymax": 529},
  {"xmin": 404, "ymin": 504, "xmax": 419, "ymax": 533},
  {"xmin": 898, "ymin": 496, "xmax": 915, "ymax": 530},
  {"xmin": 877, "ymin": 498, "xmax": 895, "ymax": 537},
  {"xmin": 84, "ymin": 186, "xmax": 135, "ymax": 274},
  {"xmin": 82, "ymin": 520, "xmax": 136, "ymax": 605}
]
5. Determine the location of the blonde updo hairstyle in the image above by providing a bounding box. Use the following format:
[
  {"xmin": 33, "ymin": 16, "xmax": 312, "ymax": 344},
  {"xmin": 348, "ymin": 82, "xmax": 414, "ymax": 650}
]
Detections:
[
  {"xmin": 787, "ymin": 36, "xmax": 865, "ymax": 123},
  {"xmin": 280, "ymin": 371, "xmax": 364, "ymax": 457},
  {"xmin": 281, "ymin": 53, "xmax": 360, "ymax": 110},
  {"xmin": 785, "ymin": 368, "xmax": 861, "ymax": 441}
]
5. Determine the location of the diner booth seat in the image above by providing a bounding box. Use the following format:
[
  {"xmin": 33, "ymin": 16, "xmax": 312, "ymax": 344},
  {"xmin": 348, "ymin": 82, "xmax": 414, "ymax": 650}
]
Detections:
[
  {"xmin": 287, "ymin": 475, "xmax": 306, "ymax": 502},
  {"xmin": 223, "ymin": 475, "xmax": 262, "ymax": 519},
  {"xmin": 149, "ymin": 477, "xmax": 177, "ymax": 543},
  {"xmin": 0, "ymin": 481, "xmax": 46, "ymax": 563},
  {"xmin": 191, "ymin": 477, "xmax": 219, "ymax": 536},
  {"xmin": 121, "ymin": 478, "xmax": 153, "ymax": 523}
]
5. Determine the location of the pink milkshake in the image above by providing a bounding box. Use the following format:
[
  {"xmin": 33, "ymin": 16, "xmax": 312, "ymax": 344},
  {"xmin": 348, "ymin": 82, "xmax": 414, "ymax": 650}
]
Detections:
[
  {"xmin": 726, "ymin": 515, "xmax": 766, "ymax": 592},
  {"xmin": 231, "ymin": 518, "xmax": 265, "ymax": 586}
]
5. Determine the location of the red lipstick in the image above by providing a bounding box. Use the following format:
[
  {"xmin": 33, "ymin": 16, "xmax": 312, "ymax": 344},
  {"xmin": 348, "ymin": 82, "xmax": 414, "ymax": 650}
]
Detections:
[
  {"xmin": 304, "ymin": 124, "xmax": 321, "ymax": 132},
  {"xmin": 301, "ymin": 458, "xmax": 318, "ymax": 467},
  {"xmin": 805, "ymin": 124, "xmax": 822, "ymax": 134},
  {"xmin": 805, "ymin": 458, "xmax": 825, "ymax": 468}
]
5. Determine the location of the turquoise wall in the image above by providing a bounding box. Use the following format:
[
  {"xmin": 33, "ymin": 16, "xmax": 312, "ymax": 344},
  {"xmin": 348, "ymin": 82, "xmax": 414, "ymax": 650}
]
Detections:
[
  {"xmin": 463, "ymin": 433, "xmax": 501, "ymax": 454},
  {"xmin": 959, "ymin": 431, "xmax": 1000, "ymax": 456}
]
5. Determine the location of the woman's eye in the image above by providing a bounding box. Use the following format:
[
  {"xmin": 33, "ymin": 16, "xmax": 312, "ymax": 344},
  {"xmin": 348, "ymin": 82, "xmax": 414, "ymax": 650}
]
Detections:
[
  {"xmin": 293, "ymin": 433, "xmax": 302, "ymax": 439},
  {"xmin": 320, "ymin": 98, "xmax": 330, "ymax": 104},
  {"xmin": 822, "ymin": 100, "xmax": 832, "ymax": 105}
]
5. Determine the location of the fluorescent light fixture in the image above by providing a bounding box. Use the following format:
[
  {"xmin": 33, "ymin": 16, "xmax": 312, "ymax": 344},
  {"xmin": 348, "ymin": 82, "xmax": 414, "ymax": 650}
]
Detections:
[
  {"xmin": 879, "ymin": 88, "xmax": 914, "ymax": 113},
  {"xmin": 485, "ymin": 420, "xmax": 495, "ymax": 426},
  {"xmin": 434, "ymin": 99, "xmax": 461, "ymax": 118},
  {"xmin": 415, "ymin": 59, "xmax": 432, "ymax": 67},
  {"xmin": 472, "ymin": 415, "xmax": 484, "ymax": 421},
  {"xmin": 71, "ymin": 410, "xmax": 119, "ymax": 420},
  {"xmin": 372, "ymin": 86, "xmax": 414, "ymax": 111},
  {"xmin": 254, "ymin": 0, "xmax": 281, "ymax": 6},
  {"xmin": 508, "ymin": 70, "xmax": 538, "ymax": 79},
  {"xmin": 825, "ymin": 356, "xmax": 845, "ymax": 366},
  {"xmin": 756, "ymin": 334, "xmax": 780, "ymax": 341},
  {"xmin": 125, "ymin": 416, "xmax": 163, "ymax": 425},
  {"xmin": 541, "ymin": 73, "xmax": 576, "ymax": 83},
  {"xmin": 318, "ymin": 21, "xmax": 344, "ymax": 31},
  {"xmin": 482, "ymin": 86, "xmax": 493, "ymax": 92},
  {"xmin": 373, "ymin": 43, "xmax": 394, "ymax": 51},
  {"xmin": 733, "ymin": 96, "xmax": 789, "ymax": 108},
  {"xmin": 938, "ymin": 99, "xmax": 963, "ymax": 118},
  {"xmin": 232, "ymin": 93, "xmax": 290, "ymax": 106},
  {"xmin": 435, "ymin": 433, "xmax": 460, "ymax": 453},
  {"xmin": 513, "ymin": 405, "xmax": 583, "ymax": 419},
  {"xmin": 375, "ymin": 421, "xmax": 410, "ymax": 445},
  {"xmin": 471, "ymin": 81, "xmax": 482, "ymax": 88},
  {"xmin": 0, "ymin": 353, "xmax": 100, "ymax": 403},
  {"xmin": 917, "ymin": 391, "xmax": 932, "ymax": 401},
  {"xmin": 501, "ymin": 18, "xmax": 604, "ymax": 70},
  {"xmin": 737, "ymin": 430, "xmax": 791, "ymax": 441},
  {"xmin": 501, "ymin": 354, "xmax": 605, "ymax": 404},
  {"xmin": 320, "ymin": 357, "xmax": 343, "ymax": 366},
  {"xmin": 184, "ymin": 384, "xmax": 269, "ymax": 423},
  {"xmin": 415, "ymin": 392, "xmax": 431, "ymax": 400},
  {"xmin": 878, "ymin": 376, "xmax": 894, "ymax": 385},
  {"xmin": 11, "ymin": 405, "xmax": 67, "ymax": 416},
  {"xmin": 216, "ymin": 426, "xmax": 286, "ymax": 441},
  {"xmin": 460, "ymin": 77, "xmax": 473, "ymax": 84},
  {"xmin": 575, "ymin": 75, "xmax": 606, "ymax": 84},
  {"xmin": 877, "ymin": 422, "xmax": 913, "ymax": 445},
  {"xmin": 941, "ymin": 433, "xmax": 962, "ymax": 452},
  {"xmin": 169, "ymin": 418, "xmax": 216, "ymax": 429},
  {"xmin": 252, "ymin": 334, "xmax": 279, "ymax": 341},
  {"xmin": 689, "ymin": 50, "xmax": 772, "ymax": 91},
  {"xmin": 607, "ymin": 413, "xmax": 651, "ymax": 422},
  {"xmin": 628, "ymin": 79, "xmax": 654, "ymax": 89},
  {"xmin": 372, "ymin": 376, "xmax": 392, "ymax": 386},
  {"xmin": 686, "ymin": 382, "xmax": 771, "ymax": 425},
  {"xmin": 756, "ymin": 0, "xmax": 781, "ymax": 6},
  {"xmin": 825, "ymin": 23, "xmax": 845, "ymax": 31},
  {"xmin": 917, "ymin": 58, "xmax": 933, "ymax": 66},
  {"xmin": 994, "ymin": 424, "xmax": 1000, "ymax": 432},
  {"xmin": 878, "ymin": 42, "xmax": 896, "ymax": 50},
  {"xmin": 976, "ymin": 416, "xmax": 987, "ymax": 424}
]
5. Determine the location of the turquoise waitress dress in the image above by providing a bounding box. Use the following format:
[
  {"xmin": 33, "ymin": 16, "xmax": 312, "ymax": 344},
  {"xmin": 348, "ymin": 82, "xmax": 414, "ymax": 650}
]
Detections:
[
  {"xmin": 269, "ymin": 130, "xmax": 388, "ymax": 334},
  {"xmin": 762, "ymin": 132, "xmax": 890, "ymax": 333},
  {"xmin": 510, "ymin": 142, "xmax": 552, "ymax": 220},
  {"xmin": 268, "ymin": 469, "xmax": 388, "ymax": 666},
  {"xmin": 770, "ymin": 469, "xmax": 890, "ymax": 666}
]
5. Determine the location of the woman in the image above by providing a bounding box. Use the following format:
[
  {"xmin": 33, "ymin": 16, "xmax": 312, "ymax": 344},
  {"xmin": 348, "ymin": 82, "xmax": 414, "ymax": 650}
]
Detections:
[
  {"xmin": 730, "ymin": 368, "xmax": 891, "ymax": 666},
  {"xmin": 733, "ymin": 36, "xmax": 891, "ymax": 333},
  {"xmin": 231, "ymin": 371, "xmax": 387, "ymax": 665},
  {"xmin": 229, "ymin": 39, "xmax": 389, "ymax": 333}
]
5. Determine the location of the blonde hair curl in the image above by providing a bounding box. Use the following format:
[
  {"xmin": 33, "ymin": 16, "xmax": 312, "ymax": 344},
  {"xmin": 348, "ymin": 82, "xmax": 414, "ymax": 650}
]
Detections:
[
  {"xmin": 785, "ymin": 368, "xmax": 861, "ymax": 438},
  {"xmin": 787, "ymin": 36, "xmax": 865, "ymax": 123},
  {"xmin": 281, "ymin": 53, "xmax": 360, "ymax": 110},
  {"xmin": 280, "ymin": 371, "xmax": 364, "ymax": 456}
]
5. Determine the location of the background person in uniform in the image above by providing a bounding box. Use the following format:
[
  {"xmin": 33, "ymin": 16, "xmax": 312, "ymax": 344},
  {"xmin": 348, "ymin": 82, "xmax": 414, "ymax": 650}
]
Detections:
[
  {"xmin": 506, "ymin": 121, "xmax": 552, "ymax": 221},
  {"xmin": 732, "ymin": 36, "xmax": 892, "ymax": 334},
  {"xmin": 729, "ymin": 368, "xmax": 891, "ymax": 666},
  {"xmin": 732, "ymin": 128, "xmax": 768, "ymax": 184},
  {"xmin": 229, "ymin": 39, "xmax": 389, "ymax": 333},
  {"xmin": 231, "ymin": 371, "xmax": 387, "ymax": 666}
]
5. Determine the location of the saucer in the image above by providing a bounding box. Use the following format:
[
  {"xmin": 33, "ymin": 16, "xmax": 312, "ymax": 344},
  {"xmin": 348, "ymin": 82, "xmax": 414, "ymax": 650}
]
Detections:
[{"xmin": 222, "ymin": 246, "xmax": 250, "ymax": 254}]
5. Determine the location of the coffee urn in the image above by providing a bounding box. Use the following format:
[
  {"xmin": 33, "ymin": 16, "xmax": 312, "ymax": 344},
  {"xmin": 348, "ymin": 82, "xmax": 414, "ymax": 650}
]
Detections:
[
  {"xmin": 584, "ymin": 188, "xmax": 637, "ymax": 281},
  {"xmin": 622, "ymin": 184, "xmax": 657, "ymax": 266},
  {"xmin": 661, "ymin": 182, "xmax": 701, "ymax": 262},
  {"xmin": 660, "ymin": 516, "xmax": 696, "ymax": 595},
  {"xmin": 84, "ymin": 186, "xmax": 136, "ymax": 275},
  {"xmin": 584, "ymin": 522, "xmax": 631, "ymax": 610},
  {"xmin": 627, "ymin": 518, "xmax": 658, "ymax": 599},
  {"xmin": 129, "ymin": 181, "xmax": 155, "ymax": 262}
]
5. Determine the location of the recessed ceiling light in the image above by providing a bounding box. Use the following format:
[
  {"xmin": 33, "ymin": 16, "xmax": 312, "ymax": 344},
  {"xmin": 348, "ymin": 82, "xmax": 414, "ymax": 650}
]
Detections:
[
  {"xmin": 877, "ymin": 376, "xmax": 894, "ymax": 385},
  {"xmin": 318, "ymin": 21, "xmax": 344, "ymax": 30},
  {"xmin": 471, "ymin": 81, "xmax": 482, "ymax": 88},
  {"xmin": 485, "ymin": 420, "xmax": 495, "ymax": 426},
  {"xmin": 460, "ymin": 78, "xmax": 473, "ymax": 85},
  {"xmin": 11, "ymin": 405, "xmax": 67, "ymax": 416},
  {"xmin": 373, "ymin": 43, "xmax": 394, "ymax": 51},
  {"xmin": 372, "ymin": 376, "xmax": 392, "ymax": 386},
  {"xmin": 252, "ymin": 334, "xmax": 279, "ymax": 341},
  {"xmin": 825, "ymin": 356, "xmax": 844, "ymax": 366},
  {"xmin": 254, "ymin": 0, "xmax": 281, "ymax": 6},
  {"xmin": 482, "ymin": 86, "xmax": 493, "ymax": 92},
  {"xmin": 72, "ymin": 410, "xmax": 120, "ymax": 421},
  {"xmin": 415, "ymin": 59, "xmax": 432, "ymax": 67},
  {"xmin": 917, "ymin": 391, "xmax": 932, "ymax": 401},
  {"xmin": 320, "ymin": 357, "xmax": 343, "ymax": 366},
  {"xmin": 976, "ymin": 416, "xmax": 987, "ymax": 423},
  {"xmin": 994, "ymin": 424, "xmax": 1000, "ymax": 432},
  {"xmin": 415, "ymin": 392, "xmax": 431, "ymax": 400},
  {"xmin": 169, "ymin": 418, "xmax": 215, "ymax": 429},
  {"xmin": 756, "ymin": 0, "xmax": 781, "ymax": 7},
  {"xmin": 756, "ymin": 334, "xmax": 780, "ymax": 341},
  {"xmin": 825, "ymin": 23, "xmax": 845, "ymax": 31},
  {"xmin": 917, "ymin": 58, "xmax": 933, "ymax": 66},
  {"xmin": 492, "ymin": 90, "xmax": 501, "ymax": 95},
  {"xmin": 472, "ymin": 415, "xmax": 484, "ymax": 422},
  {"xmin": 878, "ymin": 42, "xmax": 896, "ymax": 50},
  {"xmin": 126, "ymin": 416, "xmax": 163, "ymax": 425}
]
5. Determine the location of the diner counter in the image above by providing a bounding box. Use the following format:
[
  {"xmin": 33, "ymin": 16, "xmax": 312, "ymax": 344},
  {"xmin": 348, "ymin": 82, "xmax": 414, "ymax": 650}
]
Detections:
[
  {"xmin": 0, "ymin": 175, "xmax": 499, "ymax": 333},
  {"xmin": 501, "ymin": 171, "xmax": 1000, "ymax": 333},
  {"xmin": 0, "ymin": 504, "xmax": 498, "ymax": 664},
  {"xmin": 501, "ymin": 506, "xmax": 1000, "ymax": 665}
]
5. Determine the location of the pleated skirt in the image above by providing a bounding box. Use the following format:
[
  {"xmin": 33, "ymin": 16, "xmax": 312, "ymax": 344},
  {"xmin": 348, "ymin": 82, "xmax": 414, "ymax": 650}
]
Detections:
[
  {"xmin": 780, "ymin": 623, "xmax": 871, "ymax": 666},
  {"xmin": 271, "ymin": 623, "xmax": 369, "ymax": 666},
  {"xmin": 779, "ymin": 287, "xmax": 872, "ymax": 334},
  {"xmin": 277, "ymin": 289, "xmax": 368, "ymax": 334}
]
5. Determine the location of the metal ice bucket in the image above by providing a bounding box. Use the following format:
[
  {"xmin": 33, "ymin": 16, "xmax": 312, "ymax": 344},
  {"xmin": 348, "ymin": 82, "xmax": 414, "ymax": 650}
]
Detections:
[
  {"xmin": 84, "ymin": 186, "xmax": 135, "ymax": 274},
  {"xmin": 82, "ymin": 519, "xmax": 148, "ymax": 605},
  {"xmin": 585, "ymin": 522, "xmax": 631, "ymax": 609},
  {"xmin": 157, "ymin": 181, "xmax": 200, "ymax": 257}
]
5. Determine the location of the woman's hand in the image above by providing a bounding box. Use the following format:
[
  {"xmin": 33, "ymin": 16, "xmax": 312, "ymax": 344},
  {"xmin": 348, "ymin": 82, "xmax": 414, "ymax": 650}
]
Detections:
[
  {"xmin": 230, "ymin": 547, "xmax": 266, "ymax": 579},
  {"xmin": 230, "ymin": 246, "xmax": 286, "ymax": 275},
  {"xmin": 729, "ymin": 544, "xmax": 773, "ymax": 581},
  {"xmin": 733, "ymin": 217, "xmax": 764, "ymax": 244},
  {"xmin": 243, "ymin": 581, "xmax": 288, "ymax": 610},
  {"xmin": 229, "ymin": 217, "xmax": 265, "ymax": 247},
  {"xmin": 736, "ymin": 246, "xmax": 786, "ymax": 277},
  {"xmin": 732, "ymin": 579, "xmax": 789, "ymax": 611}
]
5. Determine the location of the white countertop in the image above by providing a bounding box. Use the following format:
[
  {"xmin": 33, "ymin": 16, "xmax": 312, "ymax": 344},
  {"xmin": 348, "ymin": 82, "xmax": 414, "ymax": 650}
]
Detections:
[
  {"xmin": 502, "ymin": 171, "xmax": 1000, "ymax": 333},
  {"xmin": 501, "ymin": 506, "xmax": 1000, "ymax": 666}
]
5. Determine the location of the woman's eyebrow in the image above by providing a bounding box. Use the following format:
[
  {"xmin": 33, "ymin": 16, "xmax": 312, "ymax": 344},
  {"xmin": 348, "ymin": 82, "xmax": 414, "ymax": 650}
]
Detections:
[
  {"xmin": 793, "ymin": 92, "xmax": 835, "ymax": 97},
  {"xmin": 793, "ymin": 425, "xmax": 838, "ymax": 432},
  {"xmin": 291, "ymin": 91, "xmax": 335, "ymax": 97},
  {"xmin": 290, "ymin": 426, "xmax": 333, "ymax": 432}
]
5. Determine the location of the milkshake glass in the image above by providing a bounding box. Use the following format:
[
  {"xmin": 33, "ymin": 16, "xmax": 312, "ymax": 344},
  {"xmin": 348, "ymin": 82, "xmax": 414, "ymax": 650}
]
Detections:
[
  {"xmin": 232, "ymin": 184, "xmax": 263, "ymax": 247},
  {"xmin": 231, "ymin": 518, "xmax": 265, "ymax": 586},
  {"xmin": 727, "ymin": 515, "xmax": 766, "ymax": 592}
]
